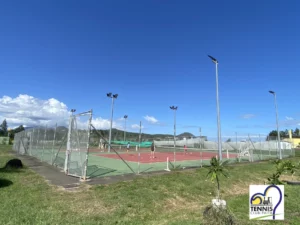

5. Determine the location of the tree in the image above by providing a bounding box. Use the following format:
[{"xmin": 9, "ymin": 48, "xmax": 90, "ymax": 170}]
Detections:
[
  {"xmin": 294, "ymin": 128, "xmax": 300, "ymax": 136},
  {"xmin": 0, "ymin": 119, "xmax": 8, "ymax": 136},
  {"xmin": 206, "ymin": 157, "xmax": 229, "ymax": 200},
  {"xmin": 14, "ymin": 125, "xmax": 25, "ymax": 133},
  {"xmin": 269, "ymin": 130, "xmax": 278, "ymax": 136},
  {"xmin": 284, "ymin": 129, "xmax": 289, "ymax": 136},
  {"xmin": 225, "ymin": 138, "xmax": 231, "ymax": 142}
]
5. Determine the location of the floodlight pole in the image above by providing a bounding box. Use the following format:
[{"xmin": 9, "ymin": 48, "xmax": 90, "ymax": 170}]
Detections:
[
  {"xmin": 139, "ymin": 121, "xmax": 142, "ymax": 150},
  {"xmin": 107, "ymin": 93, "xmax": 118, "ymax": 153},
  {"xmin": 199, "ymin": 127, "xmax": 202, "ymax": 149},
  {"xmin": 124, "ymin": 115, "xmax": 128, "ymax": 142},
  {"xmin": 269, "ymin": 91, "xmax": 282, "ymax": 159},
  {"xmin": 170, "ymin": 106, "xmax": 178, "ymax": 162},
  {"xmin": 208, "ymin": 55, "xmax": 222, "ymax": 161}
]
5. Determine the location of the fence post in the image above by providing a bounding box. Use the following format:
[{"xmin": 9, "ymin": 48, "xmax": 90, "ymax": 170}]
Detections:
[
  {"xmin": 29, "ymin": 129, "xmax": 33, "ymax": 156},
  {"xmin": 259, "ymin": 134, "xmax": 262, "ymax": 160},
  {"xmin": 65, "ymin": 115, "xmax": 72, "ymax": 174},
  {"xmin": 51, "ymin": 123, "xmax": 57, "ymax": 165},
  {"xmin": 267, "ymin": 136, "xmax": 271, "ymax": 156},
  {"xmin": 82, "ymin": 110, "xmax": 93, "ymax": 181},
  {"xmin": 37, "ymin": 127, "xmax": 40, "ymax": 150},
  {"xmin": 42, "ymin": 125, "xmax": 47, "ymax": 161}
]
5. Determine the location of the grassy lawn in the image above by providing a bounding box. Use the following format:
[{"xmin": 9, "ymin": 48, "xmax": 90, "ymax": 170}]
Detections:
[{"xmin": 1, "ymin": 145, "xmax": 300, "ymax": 225}]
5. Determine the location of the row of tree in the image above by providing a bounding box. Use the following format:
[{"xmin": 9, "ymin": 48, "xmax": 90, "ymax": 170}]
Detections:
[
  {"xmin": 268, "ymin": 128, "xmax": 300, "ymax": 138},
  {"xmin": 0, "ymin": 119, "xmax": 25, "ymax": 139}
]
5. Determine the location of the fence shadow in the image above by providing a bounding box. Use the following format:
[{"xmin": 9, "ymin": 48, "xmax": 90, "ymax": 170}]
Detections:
[{"xmin": 87, "ymin": 165, "xmax": 117, "ymax": 178}]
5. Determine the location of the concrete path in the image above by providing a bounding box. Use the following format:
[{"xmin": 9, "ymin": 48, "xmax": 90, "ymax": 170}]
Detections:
[{"xmin": 14, "ymin": 153, "xmax": 174, "ymax": 189}]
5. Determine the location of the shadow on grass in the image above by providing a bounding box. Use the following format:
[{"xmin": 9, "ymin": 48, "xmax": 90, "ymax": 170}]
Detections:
[
  {"xmin": 0, "ymin": 158, "xmax": 24, "ymax": 173},
  {"xmin": 0, "ymin": 178, "xmax": 13, "ymax": 188},
  {"xmin": 0, "ymin": 168, "xmax": 24, "ymax": 174}
]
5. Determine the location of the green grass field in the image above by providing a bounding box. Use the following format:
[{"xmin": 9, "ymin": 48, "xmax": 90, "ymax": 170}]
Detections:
[{"xmin": 1, "ymin": 145, "xmax": 300, "ymax": 225}]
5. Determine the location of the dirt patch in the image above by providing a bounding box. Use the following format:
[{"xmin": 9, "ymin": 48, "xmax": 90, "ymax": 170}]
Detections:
[{"xmin": 280, "ymin": 174, "xmax": 300, "ymax": 182}]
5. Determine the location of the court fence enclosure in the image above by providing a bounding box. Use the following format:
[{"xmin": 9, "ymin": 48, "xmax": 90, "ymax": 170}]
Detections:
[{"xmin": 12, "ymin": 112, "xmax": 296, "ymax": 180}]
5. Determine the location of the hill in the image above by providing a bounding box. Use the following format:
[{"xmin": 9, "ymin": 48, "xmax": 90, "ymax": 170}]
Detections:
[
  {"xmin": 19, "ymin": 125, "xmax": 196, "ymax": 142},
  {"xmin": 93, "ymin": 128, "xmax": 196, "ymax": 142}
]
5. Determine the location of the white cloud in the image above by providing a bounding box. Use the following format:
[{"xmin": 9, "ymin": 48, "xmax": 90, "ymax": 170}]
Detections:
[
  {"xmin": 0, "ymin": 94, "xmax": 69, "ymax": 127},
  {"xmin": 286, "ymin": 116, "xmax": 294, "ymax": 120},
  {"xmin": 92, "ymin": 117, "xmax": 122, "ymax": 130},
  {"xmin": 241, "ymin": 114, "xmax": 255, "ymax": 119},
  {"xmin": 0, "ymin": 94, "xmax": 122, "ymax": 130},
  {"xmin": 144, "ymin": 115, "xmax": 158, "ymax": 124},
  {"xmin": 131, "ymin": 124, "xmax": 144, "ymax": 130}
]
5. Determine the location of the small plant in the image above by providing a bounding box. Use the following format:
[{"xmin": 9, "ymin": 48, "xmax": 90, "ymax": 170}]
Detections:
[
  {"xmin": 206, "ymin": 157, "xmax": 229, "ymax": 200},
  {"xmin": 267, "ymin": 159, "xmax": 298, "ymax": 185}
]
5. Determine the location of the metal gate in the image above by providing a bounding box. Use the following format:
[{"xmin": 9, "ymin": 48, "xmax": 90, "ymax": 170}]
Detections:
[{"xmin": 64, "ymin": 110, "xmax": 92, "ymax": 180}]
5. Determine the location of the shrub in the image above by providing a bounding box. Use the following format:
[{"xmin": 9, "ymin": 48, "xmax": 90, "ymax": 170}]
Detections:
[{"xmin": 267, "ymin": 159, "xmax": 298, "ymax": 185}]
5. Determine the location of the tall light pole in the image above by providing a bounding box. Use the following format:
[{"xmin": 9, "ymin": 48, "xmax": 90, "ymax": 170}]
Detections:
[
  {"xmin": 199, "ymin": 127, "xmax": 202, "ymax": 149},
  {"xmin": 123, "ymin": 115, "xmax": 128, "ymax": 142},
  {"xmin": 170, "ymin": 106, "xmax": 178, "ymax": 158},
  {"xmin": 269, "ymin": 90, "xmax": 282, "ymax": 159},
  {"xmin": 107, "ymin": 93, "xmax": 118, "ymax": 153},
  {"xmin": 208, "ymin": 55, "xmax": 222, "ymax": 160}
]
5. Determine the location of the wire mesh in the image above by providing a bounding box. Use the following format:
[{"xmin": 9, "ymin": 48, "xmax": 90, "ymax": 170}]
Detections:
[
  {"xmin": 66, "ymin": 113, "xmax": 92, "ymax": 179},
  {"xmin": 12, "ymin": 123, "xmax": 296, "ymax": 180}
]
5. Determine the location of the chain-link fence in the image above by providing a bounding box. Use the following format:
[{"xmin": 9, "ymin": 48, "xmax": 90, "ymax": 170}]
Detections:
[
  {"xmin": 13, "ymin": 123, "xmax": 69, "ymax": 170},
  {"xmin": 12, "ymin": 118, "xmax": 296, "ymax": 180},
  {"xmin": 153, "ymin": 134, "xmax": 295, "ymax": 164},
  {"xmin": 12, "ymin": 110, "xmax": 92, "ymax": 180}
]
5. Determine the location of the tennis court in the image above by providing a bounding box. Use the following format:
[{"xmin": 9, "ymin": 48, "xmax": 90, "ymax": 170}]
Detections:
[
  {"xmin": 96, "ymin": 150, "xmax": 237, "ymax": 163},
  {"xmin": 12, "ymin": 112, "xmax": 296, "ymax": 180}
]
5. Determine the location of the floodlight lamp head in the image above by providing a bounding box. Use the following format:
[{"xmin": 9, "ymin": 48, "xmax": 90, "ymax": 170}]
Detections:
[
  {"xmin": 269, "ymin": 90, "xmax": 275, "ymax": 94},
  {"xmin": 107, "ymin": 93, "xmax": 112, "ymax": 97},
  {"xmin": 71, "ymin": 109, "xmax": 76, "ymax": 113},
  {"xmin": 124, "ymin": 115, "xmax": 128, "ymax": 119},
  {"xmin": 113, "ymin": 94, "xmax": 118, "ymax": 98},
  {"xmin": 208, "ymin": 55, "xmax": 218, "ymax": 64}
]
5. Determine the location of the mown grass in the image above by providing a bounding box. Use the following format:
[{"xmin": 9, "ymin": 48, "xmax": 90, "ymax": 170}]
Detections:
[{"xmin": 0, "ymin": 145, "xmax": 300, "ymax": 225}]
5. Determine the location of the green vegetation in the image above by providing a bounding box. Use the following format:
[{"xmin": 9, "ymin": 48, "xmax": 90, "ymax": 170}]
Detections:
[
  {"xmin": 1, "ymin": 145, "xmax": 300, "ymax": 225},
  {"xmin": 0, "ymin": 119, "xmax": 8, "ymax": 136},
  {"xmin": 268, "ymin": 127, "xmax": 300, "ymax": 138},
  {"xmin": 267, "ymin": 159, "xmax": 300, "ymax": 185},
  {"xmin": 0, "ymin": 119, "xmax": 25, "ymax": 144},
  {"xmin": 206, "ymin": 157, "xmax": 229, "ymax": 200}
]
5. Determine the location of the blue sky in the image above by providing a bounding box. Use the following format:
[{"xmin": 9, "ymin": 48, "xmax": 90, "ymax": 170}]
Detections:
[{"xmin": 0, "ymin": 0, "xmax": 300, "ymax": 138}]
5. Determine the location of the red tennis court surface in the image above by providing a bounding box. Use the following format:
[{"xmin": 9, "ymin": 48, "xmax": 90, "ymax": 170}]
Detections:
[{"xmin": 97, "ymin": 151, "xmax": 238, "ymax": 163}]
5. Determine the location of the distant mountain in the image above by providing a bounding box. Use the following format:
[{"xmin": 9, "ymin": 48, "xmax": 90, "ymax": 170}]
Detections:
[
  {"xmin": 21, "ymin": 126, "xmax": 196, "ymax": 142},
  {"xmin": 91, "ymin": 128, "xmax": 196, "ymax": 142}
]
